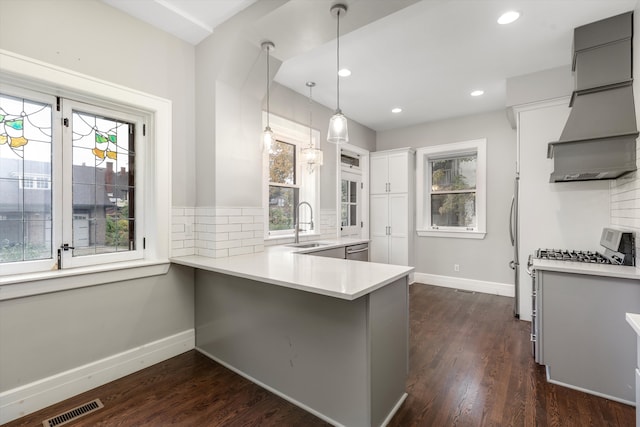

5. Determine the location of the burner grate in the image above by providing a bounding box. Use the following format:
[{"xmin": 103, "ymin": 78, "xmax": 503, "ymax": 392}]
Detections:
[{"xmin": 537, "ymin": 249, "xmax": 611, "ymax": 264}]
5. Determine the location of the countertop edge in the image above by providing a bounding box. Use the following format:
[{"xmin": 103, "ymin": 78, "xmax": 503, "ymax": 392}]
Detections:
[
  {"xmin": 532, "ymin": 259, "xmax": 640, "ymax": 280},
  {"xmin": 171, "ymin": 254, "xmax": 414, "ymax": 301}
]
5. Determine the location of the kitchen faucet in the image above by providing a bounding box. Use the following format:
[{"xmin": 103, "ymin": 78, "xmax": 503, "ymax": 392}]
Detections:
[{"xmin": 295, "ymin": 201, "xmax": 314, "ymax": 243}]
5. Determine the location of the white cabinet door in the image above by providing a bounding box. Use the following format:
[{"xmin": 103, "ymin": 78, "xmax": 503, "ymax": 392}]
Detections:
[
  {"xmin": 370, "ymin": 194, "xmax": 389, "ymax": 263},
  {"xmin": 389, "ymin": 193, "xmax": 408, "ymax": 265},
  {"xmin": 387, "ymin": 152, "xmax": 408, "ymax": 194},
  {"xmin": 370, "ymin": 155, "xmax": 389, "ymax": 194}
]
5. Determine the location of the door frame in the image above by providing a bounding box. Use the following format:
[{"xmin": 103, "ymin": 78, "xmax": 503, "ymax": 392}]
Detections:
[{"xmin": 336, "ymin": 143, "xmax": 369, "ymax": 239}]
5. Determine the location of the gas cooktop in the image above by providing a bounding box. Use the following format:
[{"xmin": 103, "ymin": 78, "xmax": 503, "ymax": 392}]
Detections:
[{"xmin": 536, "ymin": 249, "xmax": 611, "ymax": 264}]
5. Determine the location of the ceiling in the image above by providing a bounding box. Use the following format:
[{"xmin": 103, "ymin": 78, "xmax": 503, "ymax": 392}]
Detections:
[{"xmin": 102, "ymin": 0, "xmax": 639, "ymax": 132}]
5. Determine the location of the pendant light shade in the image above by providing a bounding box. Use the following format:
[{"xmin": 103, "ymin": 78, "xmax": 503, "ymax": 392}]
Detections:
[
  {"xmin": 301, "ymin": 81, "xmax": 323, "ymax": 173},
  {"xmin": 327, "ymin": 4, "xmax": 349, "ymax": 144},
  {"xmin": 262, "ymin": 41, "xmax": 275, "ymax": 152}
]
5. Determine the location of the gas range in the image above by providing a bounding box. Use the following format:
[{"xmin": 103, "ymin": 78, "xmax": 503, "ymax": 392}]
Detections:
[
  {"xmin": 535, "ymin": 227, "xmax": 636, "ymax": 266},
  {"xmin": 536, "ymin": 249, "xmax": 611, "ymax": 264}
]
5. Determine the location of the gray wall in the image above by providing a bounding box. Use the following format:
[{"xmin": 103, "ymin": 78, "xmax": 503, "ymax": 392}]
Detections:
[
  {"xmin": 0, "ymin": 265, "xmax": 194, "ymax": 391},
  {"xmin": 0, "ymin": 0, "xmax": 196, "ymax": 208},
  {"xmin": 377, "ymin": 109, "xmax": 516, "ymax": 285},
  {"xmin": 0, "ymin": 0, "xmax": 196, "ymax": 392}
]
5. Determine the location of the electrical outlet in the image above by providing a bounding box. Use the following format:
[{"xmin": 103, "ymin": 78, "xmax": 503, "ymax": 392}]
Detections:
[{"xmin": 454, "ymin": 264, "xmax": 460, "ymax": 272}]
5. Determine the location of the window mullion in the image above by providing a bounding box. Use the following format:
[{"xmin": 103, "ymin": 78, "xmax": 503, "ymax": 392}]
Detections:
[{"xmin": 60, "ymin": 100, "xmax": 74, "ymax": 263}]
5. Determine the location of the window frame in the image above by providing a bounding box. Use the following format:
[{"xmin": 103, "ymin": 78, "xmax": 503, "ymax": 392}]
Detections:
[
  {"xmin": 263, "ymin": 113, "xmax": 321, "ymax": 240},
  {"xmin": 416, "ymin": 138, "xmax": 487, "ymax": 239},
  {"xmin": 340, "ymin": 169, "xmax": 362, "ymax": 237},
  {"xmin": 61, "ymin": 99, "xmax": 146, "ymax": 268},
  {"xmin": 0, "ymin": 49, "xmax": 171, "ymax": 291}
]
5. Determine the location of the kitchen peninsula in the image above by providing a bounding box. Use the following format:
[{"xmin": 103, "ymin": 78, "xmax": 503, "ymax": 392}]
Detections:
[{"xmin": 171, "ymin": 241, "xmax": 413, "ymax": 427}]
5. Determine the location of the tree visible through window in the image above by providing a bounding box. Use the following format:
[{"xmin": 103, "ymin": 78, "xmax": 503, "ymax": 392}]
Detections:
[
  {"xmin": 430, "ymin": 155, "xmax": 477, "ymax": 228},
  {"xmin": 416, "ymin": 139, "xmax": 486, "ymax": 239},
  {"xmin": 0, "ymin": 86, "xmax": 144, "ymax": 272},
  {"xmin": 70, "ymin": 109, "xmax": 136, "ymax": 255},
  {"xmin": 268, "ymin": 140, "xmax": 298, "ymax": 231}
]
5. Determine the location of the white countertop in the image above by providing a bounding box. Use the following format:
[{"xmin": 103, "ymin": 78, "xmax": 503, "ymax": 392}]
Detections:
[
  {"xmin": 533, "ymin": 258, "xmax": 640, "ymax": 280},
  {"xmin": 171, "ymin": 238, "xmax": 414, "ymax": 300},
  {"xmin": 626, "ymin": 313, "xmax": 640, "ymax": 336}
]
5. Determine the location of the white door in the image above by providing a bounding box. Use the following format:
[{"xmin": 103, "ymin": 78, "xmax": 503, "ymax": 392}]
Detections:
[
  {"xmin": 389, "ymin": 193, "xmax": 408, "ymax": 265},
  {"xmin": 387, "ymin": 152, "xmax": 408, "ymax": 193},
  {"xmin": 370, "ymin": 155, "xmax": 388, "ymax": 194},
  {"xmin": 369, "ymin": 194, "xmax": 389, "ymax": 263},
  {"xmin": 341, "ymin": 170, "xmax": 362, "ymax": 237}
]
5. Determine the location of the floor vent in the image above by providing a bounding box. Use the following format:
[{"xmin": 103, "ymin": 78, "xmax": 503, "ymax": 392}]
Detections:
[
  {"xmin": 42, "ymin": 398, "xmax": 104, "ymax": 427},
  {"xmin": 455, "ymin": 289, "xmax": 475, "ymax": 294}
]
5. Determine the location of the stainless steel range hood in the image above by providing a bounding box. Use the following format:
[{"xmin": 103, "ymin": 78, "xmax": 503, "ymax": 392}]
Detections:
[{"xmin": 548, "ymin": 12, "xmax": 638, "ymax": 182}]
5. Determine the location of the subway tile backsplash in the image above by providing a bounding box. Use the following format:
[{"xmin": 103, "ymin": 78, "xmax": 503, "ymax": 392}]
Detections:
[
  {"xmin": 171, "ymin": 206, "xmax": 264, "ymax": 258},
  {"xmin": 611, "ymin": 145, "xmax": 640, "ymax": 265},
  {"xmin": 172, "ymin": 207, "xmax": 338, "ymax": 257}
]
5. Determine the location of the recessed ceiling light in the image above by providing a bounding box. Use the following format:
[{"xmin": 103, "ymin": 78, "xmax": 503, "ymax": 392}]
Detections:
[
  {"xmin": 470, "ymin": 90, "xmax": 484, "ymax": 97},
  {"xmin": 338, "ymin": 68, "xmax": 351, "ymax": 77},
  {"xmin": 391, "ymin": 107, "xmax": 402, "ymax": 113},
  {"xmin": 498, "ymin": 11, "xmax": 520, "ymax": 25}
]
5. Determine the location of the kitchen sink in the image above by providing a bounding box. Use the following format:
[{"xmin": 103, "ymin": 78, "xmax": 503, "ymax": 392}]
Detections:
[{"xmin": 286, "ymin": 242, "xmax": 327, "ymax": 248}]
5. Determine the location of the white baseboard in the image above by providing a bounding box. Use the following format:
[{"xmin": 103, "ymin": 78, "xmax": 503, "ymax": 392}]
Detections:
[
  {"xmin": 0, "ymin": 329, "xmax": 195, "ymax": 425},
  {"xmin": 413, "ymin": 272, "xmax": 514, "ymax": 297},
  {"xmin": 545, "ymin": 366, "xmax": 635, "ymax": 407}
]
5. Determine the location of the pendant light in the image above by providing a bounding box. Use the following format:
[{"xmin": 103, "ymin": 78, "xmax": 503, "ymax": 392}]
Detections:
[
  {"xmin": 262, "ymin": 41, "xmax": 275, "ymax": 152},
  {"xmin": 301, "ymin": 82, "xmax": 324, "ymax": 173},
  {"xmin": 327, "ymin": 4, "xmax": 349, "ymax": 144}
]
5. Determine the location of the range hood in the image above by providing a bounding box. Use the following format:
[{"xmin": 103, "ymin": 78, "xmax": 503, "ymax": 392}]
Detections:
[{"xmin": 548, "ymin": 12, "xmax": 638, "ymax": 182}]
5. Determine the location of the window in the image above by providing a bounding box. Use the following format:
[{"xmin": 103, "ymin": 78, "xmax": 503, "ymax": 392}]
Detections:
[
  {"xmin": 268, "ymin": 140, "xmax": 298, "ymax": 233},
  {"xmin": 0, "ymin": 85, "xmax": 146, "ymax": 274},
  {"xmin": 416, "ymin": 139, "xmax": 486, "ymax": 239},
  {"xmin": 263, "ymin": 114, "xmax": 320, "ymax": 238}
]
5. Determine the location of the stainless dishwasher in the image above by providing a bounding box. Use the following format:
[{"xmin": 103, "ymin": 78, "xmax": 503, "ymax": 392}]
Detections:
[{"xmin": 345, "ymin": 243, "xmax": 369, "ymax": 261}]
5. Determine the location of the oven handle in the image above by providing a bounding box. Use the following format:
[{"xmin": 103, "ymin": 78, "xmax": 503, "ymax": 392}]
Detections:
[{"xmin": 526, "ymin": 254, "xmax": 533, "ymax": 277}]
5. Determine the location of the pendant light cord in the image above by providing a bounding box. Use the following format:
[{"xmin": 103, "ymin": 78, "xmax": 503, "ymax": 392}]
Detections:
[
  {"xmin": 266, "ymin": 44, "xmax": 270, "ymax": 128},
  {"xmin": 336, "ymin": 9, "xmax": 340, "ymax": 112},
  {"xmin": 309, "ymin": 84, "xmax": 313, "ymax": 147}
]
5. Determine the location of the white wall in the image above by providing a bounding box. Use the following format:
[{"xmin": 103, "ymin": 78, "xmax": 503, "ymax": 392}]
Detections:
[
  {"xmin": 377, "ymin": 109, "xmax": 516, "ymax": 287},
  {"xmin": 0, "ymin": 0, "xmax": 195, "ymax": 402},
  {"xmin": 269, "ymin": 82, "xmax": 376, "ymax": 209},
  {"xmin": 194, "ymin": 15, "xmax": 376, "ymax": 212}
]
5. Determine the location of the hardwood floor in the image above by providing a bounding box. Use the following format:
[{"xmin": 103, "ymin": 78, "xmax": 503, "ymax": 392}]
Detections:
[{"xmin": 6, "ymin": 284, "xmax": 635, "ymax": 426}]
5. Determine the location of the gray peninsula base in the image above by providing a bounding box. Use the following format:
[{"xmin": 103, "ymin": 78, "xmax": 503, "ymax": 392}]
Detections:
[{"xmin": 195, "ymin": 270, "xmax": 409, "ymax": 427}]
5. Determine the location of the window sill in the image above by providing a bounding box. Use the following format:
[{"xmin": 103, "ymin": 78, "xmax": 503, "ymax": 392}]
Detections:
[
  {"xmin": 416, "ymin": 229, "xmax": 486, "ymax": 239},
  {"xmin": 265, "ymin": 231, "xmax": 321, "ymax": 242},
  {"xmin": 0, "ymin": 259, "xmax": 170, "ymax": 301}
]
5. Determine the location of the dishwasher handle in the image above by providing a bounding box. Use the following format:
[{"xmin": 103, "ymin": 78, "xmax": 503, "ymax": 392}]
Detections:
[{"xmin": 346, "ymin": 247, "xmax": 369, "ymax": 254}]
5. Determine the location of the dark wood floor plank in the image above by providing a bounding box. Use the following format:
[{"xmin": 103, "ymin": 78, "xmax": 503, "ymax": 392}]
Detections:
[{"xmin": 5, "ymin": 283, "xmax": 635, "ymax": 426}]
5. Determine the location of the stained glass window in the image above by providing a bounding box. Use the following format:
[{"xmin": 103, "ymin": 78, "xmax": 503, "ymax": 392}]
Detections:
[
  {"xmin": 71, "ymin": 110, "xmax": 135, "ymax": 256},
  {"xmin": 0, "ymin": 93, "xmax": 53, "ymax": 263}
]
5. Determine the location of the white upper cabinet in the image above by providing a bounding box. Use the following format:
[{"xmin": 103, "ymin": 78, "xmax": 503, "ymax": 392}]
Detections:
[{"xmin": 371, "ymin": 151, "xmax": 410, "ymax": 194}]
